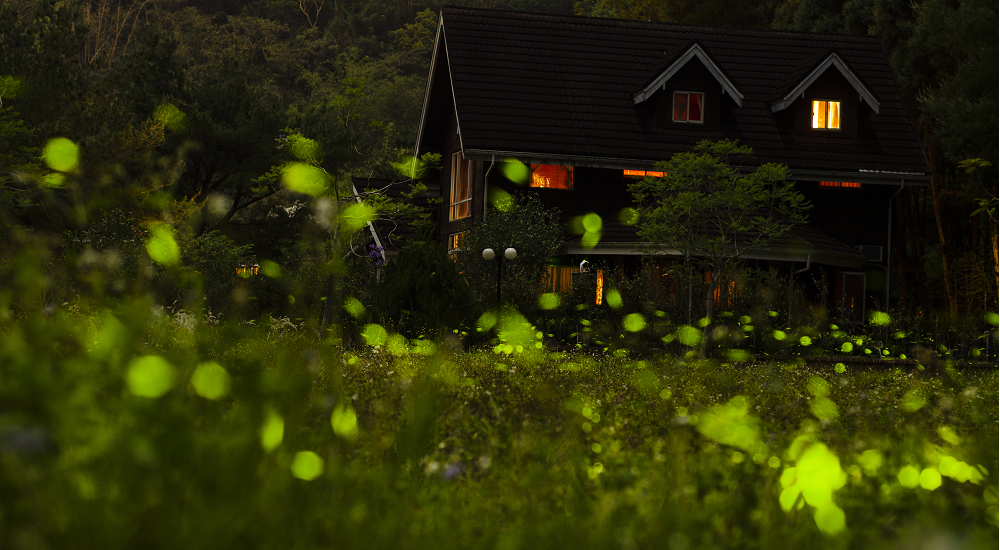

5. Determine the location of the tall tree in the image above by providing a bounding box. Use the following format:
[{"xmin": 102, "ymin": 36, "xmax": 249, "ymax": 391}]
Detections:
[{"xmin": 629, "ymin": 140, "xmax": 810, "ymax": 357}]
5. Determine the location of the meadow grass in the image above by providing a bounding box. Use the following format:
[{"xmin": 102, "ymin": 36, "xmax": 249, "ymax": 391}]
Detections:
[{"xmin": 0, "ymin": 300, "xmax": 996, "ymax": 549}]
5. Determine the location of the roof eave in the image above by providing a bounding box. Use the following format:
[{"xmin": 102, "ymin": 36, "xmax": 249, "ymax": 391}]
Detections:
[{"xmin": 413, "ymin": 14, "xmax": 446, "ymax": 156}]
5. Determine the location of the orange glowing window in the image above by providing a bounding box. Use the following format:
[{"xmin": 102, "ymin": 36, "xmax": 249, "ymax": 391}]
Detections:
[
  {"xmin": 450, "ymin": 152, "xmax": 472, "ymax": 221},
  {"xmin": 820, "ymin": 181, "xmax": 861, "ymax": 188},
  {"xmin": 705, "ymin": 272, "xmax": 738, "ymax": 308},
  {"xmin": 673, "ymin": 92, "xmax": 704, "ymax": 123},
  {"xmin": 811, "ymin": 100, "xmax": 841, "ymax": 129},
  {"xmin": 595, "ymin": 269, "xmax": 604, "ymax": 305},
  {"xmin": 623, "ymin": 170, "xmax": 664, "ymax": 177},
  {"xmin": 529, "ymin": 164, "xmax": 573, "ymax": 189},
  {"xmin": 447, "ymin": 232, "xmax": 465, "ymax": 252}
]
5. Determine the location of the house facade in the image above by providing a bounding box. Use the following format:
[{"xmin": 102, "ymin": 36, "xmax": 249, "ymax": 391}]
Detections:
[{"xmin": 412, "ymin": 7, "xmax": 929, "ymax": 320}]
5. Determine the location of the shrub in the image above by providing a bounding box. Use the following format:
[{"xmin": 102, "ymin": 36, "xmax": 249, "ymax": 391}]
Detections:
[{"xmin": 370, "ymin": 240, "xmax": 479, "ymax": 339}]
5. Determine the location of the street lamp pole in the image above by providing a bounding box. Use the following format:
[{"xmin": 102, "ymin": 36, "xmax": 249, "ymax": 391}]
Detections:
[{"xmin": 483, "ymin": 247, "xmax": 517, "ymax": 305}]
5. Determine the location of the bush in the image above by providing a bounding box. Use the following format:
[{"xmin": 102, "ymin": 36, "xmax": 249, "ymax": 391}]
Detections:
[
  {"xmin": 369, "ymin": 240, "xmax": 479, "ymax": 339},
  {"xmin": 454, "ymin": 193, "xmax": 562, "ymax": 311}
]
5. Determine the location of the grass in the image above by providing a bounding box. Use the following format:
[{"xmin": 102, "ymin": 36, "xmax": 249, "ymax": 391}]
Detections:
[{"xmin": 0, "ymin": 299, "xmax": 997, "ymax": 549}]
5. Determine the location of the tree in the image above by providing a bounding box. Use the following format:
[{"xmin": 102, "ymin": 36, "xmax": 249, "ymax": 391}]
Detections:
[
  {"xmin": 454, "ymin": 192, "xmax": 563, "ymax": 310},
  {"xmin": 629, "ymin": 139, "xmax": 810, "ymax": 357}
]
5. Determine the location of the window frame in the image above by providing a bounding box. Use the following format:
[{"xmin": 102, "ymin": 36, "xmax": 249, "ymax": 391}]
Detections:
[
  {"xmin": 449, "ymin": 151, "xmax": 472, "ymax": 221},
  {"xmin": 528, "ymin": 164, "xmax": 574, "ymax": 190},
  {"xmin": 810, "ymin": 99, "xmax": 842, "ymax": 130},
  {"xmin": 447, "ymin": 231, "xmax": 465, "ymax": 253},
  {"xmin": 672, "ymin": 91, "xmax": 705, "ymax": 124}
]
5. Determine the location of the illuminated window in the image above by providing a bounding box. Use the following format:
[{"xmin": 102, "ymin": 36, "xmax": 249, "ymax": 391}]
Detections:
[
  {"xmin": 447, "ymin": 232, "xmax": 465, "ymax": 253},
  {"xmin": 705, "ymin": 272, "xmax": 738, "ymax": 308},
  {"xmin": 820, "ymin": 181, "xmax": 861, "ymax": 188},
  {"xmin": 673, "ymin": 92, "xmax": 704, "ymax": 123},
  {"xmin": 450, "ymin": 152, "xmax": 472, "ymax": 221},
  {"xmin": 623, "ymin": 170, "xmax": 664, "ymax": 177},
  {"xmin": 529, "ymin": 164, "xmax": 573, "ymax": 190},
  {"xmin": 544, "ymin": 266, "xmax": 580, "ymax": 293},
  {"xmin": 595, "ymin": 269, "xmax": 604, "ymax": 305},
  {"xmin": 811, "ymin": 100, "xmax": 841, "ymax": 129}
]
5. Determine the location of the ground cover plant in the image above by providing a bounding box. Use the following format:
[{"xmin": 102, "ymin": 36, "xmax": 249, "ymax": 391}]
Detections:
[{"xmin": 1, "ymin": 295, "xmax": 996, "ymax": 549}]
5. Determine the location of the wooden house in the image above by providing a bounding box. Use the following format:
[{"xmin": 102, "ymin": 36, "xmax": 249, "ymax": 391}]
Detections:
[{"xmin": 409, "ymin": 7, "xmax": 929, "ymax": 319}]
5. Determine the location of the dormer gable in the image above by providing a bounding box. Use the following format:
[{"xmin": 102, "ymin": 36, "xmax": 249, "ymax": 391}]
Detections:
[
  {"xmin": 769, "ymin": 51, "xmax": 880, "ymax": 115},
  {"xmin": 632, "ymin": 42, "xmax": 744, "ymax": 107}
]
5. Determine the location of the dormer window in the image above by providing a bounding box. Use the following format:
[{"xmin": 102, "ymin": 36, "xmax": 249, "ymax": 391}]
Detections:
[
  {"xmin": 673, "ymin": 92, "xmax": 704, "ymax": 123},
  {"xmin": 811, "ymin": 100, "xmax": 841, "ymax": 129}
]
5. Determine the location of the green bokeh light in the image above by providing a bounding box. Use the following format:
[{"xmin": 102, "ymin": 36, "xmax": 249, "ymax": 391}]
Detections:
[
  {"xmin": 898, "ymin": 465, "xmax": 920, "ymax": 488},
  {"xmin": 623, "ymin": 313, "xmax": 646, "ymax": 332},
  {"xmin": 900, "ymin": 389, "xmax": 926, "ymax": 412},
  {"xmin": 260, "ymin": 410, "xmax": 284, "ymax": 451},
  {"xmin": 127, "ymin": 355, "xmax": 176, "ymax": 398},
  {"xmin": 291, "ymin": 451, "xmax": 324, "ymax": 480},
  {"xmin": 538, "ymin": 293, "xmax": 559, "ymax": 310},
  {"xmin": 281, "ymin": 163, "xmax": 329, "ymax": 196},
  {"xmin": 191, "ymin": 361, "xmax": 231, "ymax": 400},
  {"xmin": 677, "ymin": 325, "xmax": 701, "ymax": 347},
  {"xmin": 344, "ymin": 297, "xmax": 365, "ymax": 318},
  {"xmin": 43, "ymin": 137, "xmax": 79, "ymax": 172},
  {"xmin": 154, "ymin": 103, "xmax": 188, "ymax": 131},
  {"xmin": 919, "ymin": 468, "xmax": 942, "ymax": 490},
  {"xmin": 340, "ymin": 202, "xmax": 376, "ymax": 233},
  {"xmin": 331, "ymin": 404, "xmax": 359, "ymax": 441},
  {"xmin": 501, "ymin": 159, "xmax": 529, "ymax": 184},
  {"xmin": 605, "ymin": 289, "xmax": 622, "ymax": 310},
  {"xmin": 362, "ymin": 324, "xmax": 388, "ymax": 346},
  {"xmin": 261, "ymin": 260, "xmax": 282, "ymax": 278},
  {"xmin": 145, "ymin": 224, "xmax": 180, "ymax": 266}
]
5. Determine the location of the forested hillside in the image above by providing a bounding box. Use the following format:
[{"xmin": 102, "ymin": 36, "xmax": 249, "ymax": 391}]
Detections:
[{"xmin": 1, "ymin": 0, "xmax": 995, "ymax": 321}]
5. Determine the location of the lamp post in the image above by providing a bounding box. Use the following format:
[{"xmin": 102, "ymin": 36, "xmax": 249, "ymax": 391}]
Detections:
[{"xmin": 483, "ymin": 247, "xmax": 517, "ymax": 305}]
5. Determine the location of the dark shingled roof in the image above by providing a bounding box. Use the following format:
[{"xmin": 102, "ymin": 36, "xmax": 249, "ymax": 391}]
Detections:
[{"xmin": 434, "ymin": 6, "xmax": 928, "ymax": 176}]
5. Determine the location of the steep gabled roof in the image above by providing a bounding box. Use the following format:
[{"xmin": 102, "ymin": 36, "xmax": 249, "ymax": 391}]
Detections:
[
  {"xmin": 769, "ymin": 50, "xmax": 880, "ymax": 114},
  {"xmin": 425, "ymin": 7, "xmax": 928, "ymax": 180},
  {"xmin": 632, "ymin": 41, "xmax": 744, "ymax": 107}
]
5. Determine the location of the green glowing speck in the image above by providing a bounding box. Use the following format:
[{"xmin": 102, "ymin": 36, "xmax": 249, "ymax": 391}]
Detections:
[
  {"xmin": 291, "ymin": 451, "xmax": 323, "ymax": 480},
  {"xmin": 331, "ymin": 405, "xmax": 359, "ymax": 440},
  {"xmin": 43, "ymin": 137, "xmax": 79, "ymax": 172},
  {"xmin": 919, "ymin": 468, "xmax": 942, "ymax": 490},
  {"xmin": 191, "ymin": 361, "xmax": 231, "ymax": 399},
  {"xmin": 127, "ymin": 355, "xmax": 175, "ymax": 398},
  {"xmin": 260, "ymin": 410, "xmax": 284, "ymax": 451},
  {"xmin": 898, "ymin": 465, "xmax": 920, "ymax": 488}
]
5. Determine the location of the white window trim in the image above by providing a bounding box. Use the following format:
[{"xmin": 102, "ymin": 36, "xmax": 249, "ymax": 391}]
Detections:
[{"xmin": 672, "ymin": 91, "xmax": 705, "ymax": 124}]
